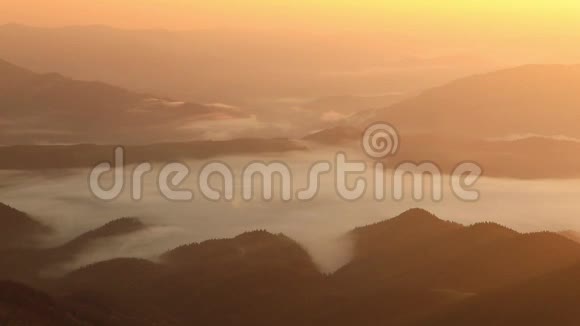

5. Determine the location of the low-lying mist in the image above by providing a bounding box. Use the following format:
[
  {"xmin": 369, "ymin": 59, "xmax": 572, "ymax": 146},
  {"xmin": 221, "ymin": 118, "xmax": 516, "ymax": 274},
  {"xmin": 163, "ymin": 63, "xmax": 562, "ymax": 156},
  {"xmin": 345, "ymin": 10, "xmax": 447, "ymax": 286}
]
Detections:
[{"xmin": 2, "ymin": 150, "xmax": 580, "ymax": 274}]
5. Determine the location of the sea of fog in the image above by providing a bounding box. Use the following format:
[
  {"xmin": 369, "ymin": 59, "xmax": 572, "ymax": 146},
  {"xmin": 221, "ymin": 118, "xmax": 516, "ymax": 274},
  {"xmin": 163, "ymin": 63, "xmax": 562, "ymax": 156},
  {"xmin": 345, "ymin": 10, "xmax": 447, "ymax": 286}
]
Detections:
[{"xmin": 1, "ymin": 150, "xmax": 580, "ymax": 273}]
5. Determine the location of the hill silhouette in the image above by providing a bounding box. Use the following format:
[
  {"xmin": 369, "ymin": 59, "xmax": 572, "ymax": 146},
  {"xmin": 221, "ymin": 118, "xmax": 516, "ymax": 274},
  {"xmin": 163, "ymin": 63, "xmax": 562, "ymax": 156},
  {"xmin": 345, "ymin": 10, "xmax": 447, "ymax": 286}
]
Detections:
[
  {"xmin": 2, "ymin": 204, "xmax": 580, "ymax": 325},
  {"xmin": 422, "ymin": 262, "xmax": 580, "ymax": 325},
  {"xmin": 329, "ymin": 209, "xmax": 580, "ymax": 324},
  {"xmin": 0, "ymin": 281, "xmax": 88, "ymax": 326},
  {"xmin": 0, "ymin": 202, "xmax": 50, "ymax": 248},
  {"xmin": 57, "ymin": 218, "xmax": 147, "ymax": 255},
  {"xmin": 336, "ymin": 210, "xmax": 580, "ymax": 291},
  {"xmin": 56, "ymin": 230, "xmax": 324, "ymax": 325},
  {"xmin": 0, "ymin": 215, "xmax": 150, "ymax": 284}
]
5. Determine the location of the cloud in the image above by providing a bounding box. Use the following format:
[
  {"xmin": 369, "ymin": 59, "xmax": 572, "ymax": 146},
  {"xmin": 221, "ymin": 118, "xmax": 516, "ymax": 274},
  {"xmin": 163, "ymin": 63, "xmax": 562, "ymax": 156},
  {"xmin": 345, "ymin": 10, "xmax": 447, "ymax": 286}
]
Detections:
[{"xmin": 2, "ymin": 150, "xmax": 580, "ymax": 273}]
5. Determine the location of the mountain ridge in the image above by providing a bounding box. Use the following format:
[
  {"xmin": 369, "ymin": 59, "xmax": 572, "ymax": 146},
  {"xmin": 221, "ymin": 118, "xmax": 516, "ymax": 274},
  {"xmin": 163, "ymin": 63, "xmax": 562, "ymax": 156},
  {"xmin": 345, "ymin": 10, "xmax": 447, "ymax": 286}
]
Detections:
[
  {"xmin": 3, "ymin": 202, "xmax": 580, "ymax": 325},
  {"xmin": 0, "ymin": 58, "xmax": 249, "ymax": 145}
]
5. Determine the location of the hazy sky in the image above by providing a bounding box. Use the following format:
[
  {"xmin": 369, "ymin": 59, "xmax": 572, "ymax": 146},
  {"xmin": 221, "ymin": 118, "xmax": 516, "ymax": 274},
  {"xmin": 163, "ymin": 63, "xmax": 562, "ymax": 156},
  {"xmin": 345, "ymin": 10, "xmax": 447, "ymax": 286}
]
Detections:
[
  {"xmin": 3, "ymin": 0, "xmax": 580, "ymax": 34},
  {"xmin": 3, "ymin": 1, "xmax": 580, "ymax": 101}
]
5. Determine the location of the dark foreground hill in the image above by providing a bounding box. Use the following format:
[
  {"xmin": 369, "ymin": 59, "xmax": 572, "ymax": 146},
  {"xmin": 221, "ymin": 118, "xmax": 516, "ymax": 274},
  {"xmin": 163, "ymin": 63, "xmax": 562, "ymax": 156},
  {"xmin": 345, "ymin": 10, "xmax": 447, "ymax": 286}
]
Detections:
[
  {"xmin": 2, "ymin": 204, "xmax": 580, "ymax": 325},
  {"xmin": 421, "ymin": 262, "xmax": 580, "ymax": 326},
  {"xmin": 0, "ymin": 281, "xmax": 87, "ymax": 326},
  {"xmin": 0, "ymin": 202, "xmax": 50, "ymax": 248},
  {"xmin": 0, "ymin": 214, "xmax": 149, "ymax": 284}
]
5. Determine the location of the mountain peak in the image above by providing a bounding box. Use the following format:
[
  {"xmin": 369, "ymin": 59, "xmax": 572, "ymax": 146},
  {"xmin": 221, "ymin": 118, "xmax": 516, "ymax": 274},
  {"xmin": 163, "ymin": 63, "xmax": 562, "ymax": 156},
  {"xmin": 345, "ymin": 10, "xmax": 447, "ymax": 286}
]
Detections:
[
  {"xmin": 353, "ymin": 208, "xmax": 460, "ymax": 236},
  {"xmin": 391, "ymin": 208, "xmax": 441, "ymax": 222},
  {"xmin": 61, "ymin": 217, "xmax": 146, "ymax": 252},
  {"xmin": 85, "ymin": 217, "xmax": 146, "ymax": 237},
  {"xmin": 234, "ymin": 230, "xmax": 286, "ymax": 243}
]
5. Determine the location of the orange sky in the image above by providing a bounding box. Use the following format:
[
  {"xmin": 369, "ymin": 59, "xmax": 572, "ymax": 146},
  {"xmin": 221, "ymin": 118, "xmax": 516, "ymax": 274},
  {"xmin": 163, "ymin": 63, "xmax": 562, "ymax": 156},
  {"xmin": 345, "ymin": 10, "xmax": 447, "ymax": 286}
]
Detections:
[
  {"xmin": 2, "ymin": 0, "xmax": 580, "ymax": 33},
  {"xmin": 2, "ymin": 0, "xmax": 580, "ymax": 64}
]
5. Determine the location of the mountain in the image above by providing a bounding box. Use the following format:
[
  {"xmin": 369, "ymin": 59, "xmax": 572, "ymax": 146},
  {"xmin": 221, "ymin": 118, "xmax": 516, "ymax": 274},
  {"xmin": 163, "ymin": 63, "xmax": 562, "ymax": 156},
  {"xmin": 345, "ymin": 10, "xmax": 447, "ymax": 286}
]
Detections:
[
  {"xmin": 0, "ymin": 58, "xmax": 248, "ymax": 145},
  {"xmin": 305, "ymin": 129, "xmax": 580, "ymax": 178},
  {"xmin": 0, "ymin": 24, "xmax": 480, "ymax": 105},
  {"xmin": 308, "ymin": 65, "xmax": 580, "ymax": 143},
  {"xmin": 326, "ymin": 209, "xmax": 580, "ymax": 325},
  {"xmin": 3, "ymin": 206, "xmax": 580, "ymax": 325},
  {"xmin": 53, "ymin": 209, "xmax": 580, "ymax": 325},
  {"xmin": 367, "ymin": 64, "xmax": 580, "ymax": 139},
  {"xmin": 422, "ymin": 263, "xmax": 580, "ymax": 325},
  {"xmin": 304, "ymin": 65, "xmax": 580, "ymax": 179},
  {"xmin": 0, "ymin": 281, "xmax": 88, "ymax": 326},
  {"xmin": 0, "ymin": 278, "xmax": 154, "ymax": 325},
  {"xmin": 0, "ymin": 138, "xmax": 306, "ymax": 170},
  {"xmin": 349, "ymin": 209, "xmax": 463, "ymax": 261},
  {"xmin": 0, "ymin": 214, "xmax": 150, "ymax": 284},
  {"xmin": 57, "ymin": 218, "xmax": 147, "ymax": 255},
  {"xmin": 336, "ymin": 209, "xmax": 580, "ymax": 293},
  {"xmin": 0, "ymin": 202, "xmax": 50, "ymax": 248},
  {"xmin": 56, "ymin": 231, "xmax": 324, "ymax": 326},
  {"xmin": 417, "ymin": 231, "xmax": 580, "ymax": 292},
  {"xmin": 162, "ymin": 230, "xmax": 321, "ymax": 280}
]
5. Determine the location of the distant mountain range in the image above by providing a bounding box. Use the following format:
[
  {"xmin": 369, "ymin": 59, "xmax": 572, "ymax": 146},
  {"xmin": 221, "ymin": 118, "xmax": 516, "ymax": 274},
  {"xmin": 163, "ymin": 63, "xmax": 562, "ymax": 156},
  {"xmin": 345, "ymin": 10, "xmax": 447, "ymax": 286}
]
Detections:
[
  {"xmin": 310, "ymin": 64, "xmax": 580, "ymax": 142},
  {"xmin": 4, "ymin": 56, "xmax": 580, "ymax": 146},
  {"xmin": 0, "ymin": 58, "xmax": 248, "ymax": 144},
  {"xmin": 304, "ymin": 132, "xmax": 580, "ymax": 178},
  {"xmin": 0, "ymin": 138, "xmax": 306, "ymax": 169},
  {"xmin": 0, "ymin": 24, "xmax": 481, "ymax": 104},
  {"xmin": 3, "ymin": 204, "xmax": 580, "ymax": 325},
  {"xmin": 3, "ymin": 57, "xmax": 580, "ymax": 178},
  {"xmin": 304, "ymin": 65, "xmax": 580, "ymax": 178},
  {"xmin": 365, "ymin": 64, "xmax": 580, "ymax": 139}
]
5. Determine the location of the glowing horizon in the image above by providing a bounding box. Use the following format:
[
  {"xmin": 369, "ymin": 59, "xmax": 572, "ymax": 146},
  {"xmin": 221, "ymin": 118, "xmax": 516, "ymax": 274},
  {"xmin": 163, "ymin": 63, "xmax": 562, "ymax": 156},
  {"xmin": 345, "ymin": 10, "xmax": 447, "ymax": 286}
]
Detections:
[{"xmin": 2, "ymin": 0, "xmax": 580, "ymax": 33}]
